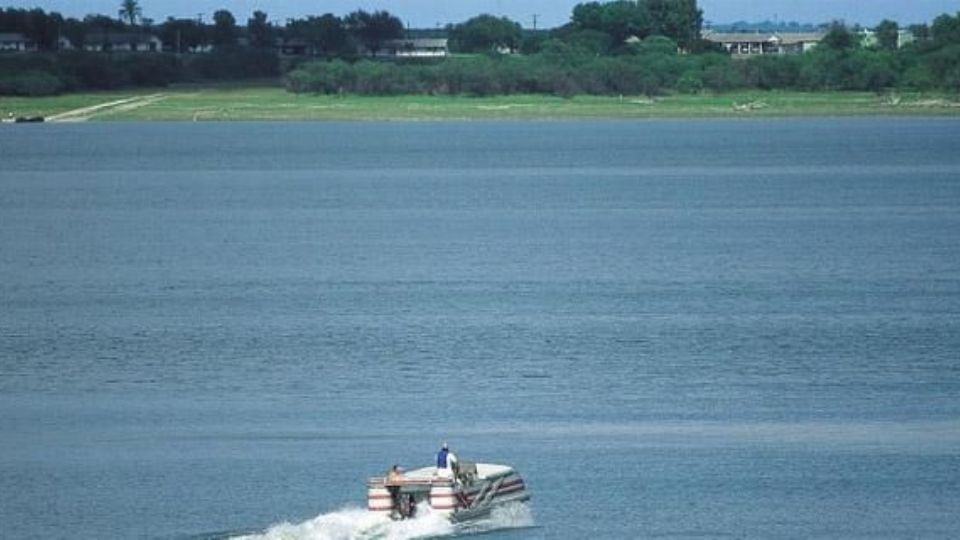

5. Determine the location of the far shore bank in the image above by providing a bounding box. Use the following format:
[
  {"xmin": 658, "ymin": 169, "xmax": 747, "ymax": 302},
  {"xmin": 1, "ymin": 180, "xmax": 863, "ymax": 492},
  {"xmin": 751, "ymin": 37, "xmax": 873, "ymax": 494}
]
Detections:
[{"xmin": 3, "ymin": 88, "xmax": 960, "ymax": 122}]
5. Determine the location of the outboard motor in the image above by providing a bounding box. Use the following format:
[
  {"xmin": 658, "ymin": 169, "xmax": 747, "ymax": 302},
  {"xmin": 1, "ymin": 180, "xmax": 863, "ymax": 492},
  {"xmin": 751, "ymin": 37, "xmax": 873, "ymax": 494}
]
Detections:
[{"xmin": 398, "ymin": 493, "xmax": 417, "ymax": 519}]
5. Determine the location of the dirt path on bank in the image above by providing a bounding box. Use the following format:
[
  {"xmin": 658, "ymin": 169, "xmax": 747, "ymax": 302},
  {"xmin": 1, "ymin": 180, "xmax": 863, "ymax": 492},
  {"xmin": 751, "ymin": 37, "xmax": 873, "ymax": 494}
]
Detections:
[{"xmin": 46, "ymin": 93, "xmax": 167, "ymax": 122}]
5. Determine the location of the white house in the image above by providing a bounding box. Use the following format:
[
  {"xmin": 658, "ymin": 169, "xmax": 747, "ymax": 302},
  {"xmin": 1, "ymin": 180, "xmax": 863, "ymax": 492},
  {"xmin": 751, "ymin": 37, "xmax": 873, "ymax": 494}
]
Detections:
[
  {"xmin": 702, "ymin": 31, "xmax": 825, "ymax": 57},
  {"xmin": 0, "ymin": 32, "xmax": 37, "ymax": 52},
  {"xmin": 83, "ymin": 33, "xmax": 163, "ymax": 52},
  {"xmin": 859, "ymin": 28, "xmax": 915, "ymax": 49},
  {"xmin": 375, "ymin": 38, "xmax": 449, "ymax": 58}
]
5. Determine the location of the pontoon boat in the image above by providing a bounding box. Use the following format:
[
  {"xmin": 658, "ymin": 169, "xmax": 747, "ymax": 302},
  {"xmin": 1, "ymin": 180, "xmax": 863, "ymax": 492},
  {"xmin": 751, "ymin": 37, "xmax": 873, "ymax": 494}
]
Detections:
[{"xmin": 367, "ymin": 461, "xmax": 529, "ymax": 521}]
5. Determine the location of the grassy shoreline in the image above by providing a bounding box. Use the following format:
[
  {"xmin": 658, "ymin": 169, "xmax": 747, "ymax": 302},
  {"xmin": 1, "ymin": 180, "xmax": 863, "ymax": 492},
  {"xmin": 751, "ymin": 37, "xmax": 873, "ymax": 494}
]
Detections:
[{"xmin": 3, "ymin": 87, "xmax": 960, "ymax": 121}]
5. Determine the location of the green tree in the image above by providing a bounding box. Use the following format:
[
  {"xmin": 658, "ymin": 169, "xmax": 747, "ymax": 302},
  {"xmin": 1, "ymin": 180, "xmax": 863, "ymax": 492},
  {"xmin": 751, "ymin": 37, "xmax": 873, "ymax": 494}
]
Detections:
[
  {"xmin": 875, "ymin": 19, "xmax": 899, "ymax": 51},
  {"xmin": 570, "ymin": 0, "xmax": 701, "ymax": 50},
  {"xmin": 571, "ymin": 3, "xmax": 605, "ymax": 33},
  {"xmin": 750, "ymin": 54, "xmax": 802, "ymax": 89},
  {"xmin": 537, "ymin": 39, "xmax": 588, "ymax": 68},
  {"xmin": 932, "ymin": 12, "xmax": 960, "ymax": 45},
  {"xmin": 632, "ymin": 42, "xmax": 687, "ymax": 92},
  {"xmin": 854, "ymin": 49, "xmax": 897, "ymax": 90},
  {"xmin": 118, "ymin": 0, "xmax": 141, "ymax": 26},
  {"xmin": 84, "ymin": 13, "xmax": 126, "ymax": 51},
  {"xmin": 212, "ymin": 9, "xmax": 237, "ymax": 46},
  {"xmin": 159, "ymin": 17, "xmax": 206, "ymax": 53},
  {"xmin": 61, "ymin": 17, "xmax": 88, "ymax": 49},
  {"xmin": 562, "ymin": 29, "xmax": 613, "ymax": 55},
  {"xmin": 287, "ymin": 14, "xmax": 349, "ymax": 56},
  {"xmin": 627, "ymin": 34, "xmax": 679, "ymax": 56},
  {"xmin": 908, "ymin": 23, "xmax": 930, "ymax": 42},
  {"xmin": 0, "ymin": 8, "xmax": 63, "ymax": 50},
  {"xmin": 820, "ymin": 21, "xmax": 857, "ymax": 51},
  {"xmin": 923, "ymin": 43, "xmax": 960, "ymax": 90},
  {"xmin": 647, "ymin": 0, "xmax": 702, "ymax": 50},
  {"xmin": 520, "ymin": 31, "xmax": 548, "ymax": 54},
  {"xmin": 703, "ymin": 61, "xmax": 741, "ymax": 91},
  {"xmin": 30, "ymin": 8, "xmax": 62, "ymax": 50},
  {"xmin": 345, "ymin": 10, "xmax": 403, "ymax": 56},
  {"xmin": 247, "ymin": 10, "xmax": 271, "ymax": 48},
  {"xmin": 571, "ymin": 1, "xmax": 652, "ymax": 45},
  {"xmin": 675, "ymin": 69, "xmax": 703, "ymax": 93},
  {"xmin": 448, "ymin": 14, "xmax": 523, "ymax": 53}
]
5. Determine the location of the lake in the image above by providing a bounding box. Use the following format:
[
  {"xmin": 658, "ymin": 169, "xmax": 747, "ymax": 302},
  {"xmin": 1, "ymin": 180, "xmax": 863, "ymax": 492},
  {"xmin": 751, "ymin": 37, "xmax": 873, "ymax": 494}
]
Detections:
[{"xmin": 1, "ymin": 119, "xmax": 959, "ymax": 539}]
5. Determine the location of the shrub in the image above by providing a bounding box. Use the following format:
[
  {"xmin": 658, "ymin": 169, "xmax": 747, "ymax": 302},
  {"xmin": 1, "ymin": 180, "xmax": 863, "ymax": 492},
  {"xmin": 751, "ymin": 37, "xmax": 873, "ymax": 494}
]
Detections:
[
  {"xmin": 0, "ymin": 71, "xmax": 65, "ymax": 96},
  {"xmin": 751, "ymin": 55, "xmax": 802, "ymax": 90},
  {"xmin": 183, "ymin": 46, "xmax": 278, "ymax": 80},
  {"xmin": 703, "ymin": 63, "xmax": 741, "ymax": 92},
  {"xmin": 922, "ymin": 43, "xmax": 960, "ymax": 90},
  {"xmin": 286, "ymin": 59, "xmax": 356, "ymax": 94},
  {"xmin": 117, "ymin": 54, "xmax": 181, "ymax": 87},
  {"xmin": 676, "ymin": 70, "xmax": 703, "ymax": 94}
]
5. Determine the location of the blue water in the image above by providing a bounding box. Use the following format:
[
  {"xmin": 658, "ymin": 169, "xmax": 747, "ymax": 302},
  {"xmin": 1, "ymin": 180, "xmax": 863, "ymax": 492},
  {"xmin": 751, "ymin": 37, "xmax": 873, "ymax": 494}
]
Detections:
[{"xmin": 1, "ymin": 119, "xmax": 959, "ymax": 539}]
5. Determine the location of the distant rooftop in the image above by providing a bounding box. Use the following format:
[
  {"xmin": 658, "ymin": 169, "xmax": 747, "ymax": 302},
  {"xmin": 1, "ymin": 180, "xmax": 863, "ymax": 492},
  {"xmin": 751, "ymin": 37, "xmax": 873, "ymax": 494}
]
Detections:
[{"xmin": 702, "ymin": 31, "xmax": 826, "ymax": 44}]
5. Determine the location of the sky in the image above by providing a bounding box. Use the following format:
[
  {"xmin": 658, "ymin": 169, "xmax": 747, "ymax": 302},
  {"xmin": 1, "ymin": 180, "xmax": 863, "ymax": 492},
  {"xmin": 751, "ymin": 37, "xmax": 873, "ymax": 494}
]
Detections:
[{"xmin": 4, "ymin": 0, "xmax": 958, "ymax": 28}]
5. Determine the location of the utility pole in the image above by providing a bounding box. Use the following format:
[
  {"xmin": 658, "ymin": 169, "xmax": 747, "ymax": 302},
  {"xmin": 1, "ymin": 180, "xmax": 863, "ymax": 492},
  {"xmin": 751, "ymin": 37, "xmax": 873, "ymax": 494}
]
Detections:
[{"xmin": 532, "ymin": 14, "xmax": 538, "ymax": 31}]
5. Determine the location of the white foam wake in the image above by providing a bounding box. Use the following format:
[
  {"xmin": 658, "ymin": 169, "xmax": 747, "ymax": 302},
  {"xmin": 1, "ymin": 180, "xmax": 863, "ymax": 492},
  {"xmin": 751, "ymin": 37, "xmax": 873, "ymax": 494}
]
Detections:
[
  {"xmin": 232, "ymin": 505, "xmax": 451, "ymax": 540},
  {"xmin": 459, "ymin": 502, "xmax": 536, "ymax": 536},
  {"xmin": 232, "ymin": 502, "xmax": 534, "ymax": 540}
]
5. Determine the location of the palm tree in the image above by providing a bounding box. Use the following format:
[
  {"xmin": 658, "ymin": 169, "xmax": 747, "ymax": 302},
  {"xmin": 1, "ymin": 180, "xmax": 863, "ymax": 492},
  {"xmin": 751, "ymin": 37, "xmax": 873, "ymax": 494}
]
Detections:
[{"xmin": 119, "ymin": 0, "xmax": 142, "ymax": 26}]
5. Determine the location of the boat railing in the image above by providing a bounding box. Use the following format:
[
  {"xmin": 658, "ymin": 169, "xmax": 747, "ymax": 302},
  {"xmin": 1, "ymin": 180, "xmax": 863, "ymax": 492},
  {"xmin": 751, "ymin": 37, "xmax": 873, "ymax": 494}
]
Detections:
[{"xmin": 367, "ymin": 476, "xmax": 455, "ymax": 488}]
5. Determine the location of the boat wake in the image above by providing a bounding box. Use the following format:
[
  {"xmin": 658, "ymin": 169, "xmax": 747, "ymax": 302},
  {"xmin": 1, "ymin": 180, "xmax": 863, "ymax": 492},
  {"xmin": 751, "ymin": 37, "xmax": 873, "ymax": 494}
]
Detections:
[
  {"xmin": 232, "ymin": 502, "xmax": 534, "ymax": 540},
  {"xmin": 455, "ymin": 502, "xmax": 536, "ymax": 536}
]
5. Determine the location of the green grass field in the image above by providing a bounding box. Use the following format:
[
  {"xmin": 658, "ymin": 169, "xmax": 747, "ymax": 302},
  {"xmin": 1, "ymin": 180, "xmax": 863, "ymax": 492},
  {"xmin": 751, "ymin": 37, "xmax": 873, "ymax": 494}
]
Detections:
[{"xmin": 3, "ymin": 87, "xmax": 959, "ymax": 121}]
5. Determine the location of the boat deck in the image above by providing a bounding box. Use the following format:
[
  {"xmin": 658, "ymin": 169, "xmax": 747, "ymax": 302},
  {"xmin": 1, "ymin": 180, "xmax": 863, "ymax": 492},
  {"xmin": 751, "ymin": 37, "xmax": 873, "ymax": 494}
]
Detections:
[{"xmin": 368, "ymin": 463, "xmax": 514, "ymax": 487}]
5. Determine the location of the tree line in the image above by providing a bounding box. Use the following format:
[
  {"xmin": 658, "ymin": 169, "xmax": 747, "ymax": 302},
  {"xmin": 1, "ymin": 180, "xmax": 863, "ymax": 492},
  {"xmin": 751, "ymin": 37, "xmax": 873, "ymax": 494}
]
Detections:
[
  {"xmin": 0, "ymin": 4, "xmax": 407, "ymax": 95},
  {"xmin": 288, "ymin": 15, "xmax": 960, "ymax": 97},
  {"xmin": 2, "ymin": 2, "xmax": 959, "ymax": 97},
  {"xmin": 0, "ymin": 5, "xmax": 405, "ymax": 54}
]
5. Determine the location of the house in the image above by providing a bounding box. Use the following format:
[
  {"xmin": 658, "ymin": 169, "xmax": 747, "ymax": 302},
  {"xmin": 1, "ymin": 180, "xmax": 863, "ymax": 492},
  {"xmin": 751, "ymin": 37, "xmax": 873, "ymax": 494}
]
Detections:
[
  {"xmin": 277, "ymin": 37, "xmax": 310, "ymax": 56},
  {"xmin": 375, "ymin": 38, "xmax": 449, "ymax": 58},
  {"xmin": 859, "ymin": 28, "xmax": 915, "ymax": 49},
  {"xmin": 702, "ymin": 31, "xmax": 824, "ymax": 57},
  {"xmin": 277, "ymin": 35, "xmax": 447, "ymax": 58},
  {"xmin": 83, "ymin": 33, "xmax": 162, "ymax": 52},
  {"xmin": 276, "ymin": 36, "xmax": 346, "ymax": 57},
  {"xmin": 0, "ymin": 32, "xmax": 37, "ymax": 52},
  {"xmin": 162, "ymin": 41, "xmax": 213, "ymax": 53},
  {"xmin": 897, "ymin": 29, "xmax": 916, "ymax": 48}
]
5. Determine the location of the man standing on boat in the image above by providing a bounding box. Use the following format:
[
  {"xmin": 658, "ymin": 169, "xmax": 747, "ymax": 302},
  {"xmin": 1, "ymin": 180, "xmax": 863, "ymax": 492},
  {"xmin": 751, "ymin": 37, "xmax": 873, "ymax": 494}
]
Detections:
[
  {"xmin": 436, "ymin": 442, "xmax": 458, "ymax": 479},
  {"xmin": 385, "ymin": 464, "xmax": 405, "ymax": 515}
]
